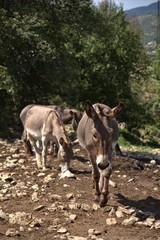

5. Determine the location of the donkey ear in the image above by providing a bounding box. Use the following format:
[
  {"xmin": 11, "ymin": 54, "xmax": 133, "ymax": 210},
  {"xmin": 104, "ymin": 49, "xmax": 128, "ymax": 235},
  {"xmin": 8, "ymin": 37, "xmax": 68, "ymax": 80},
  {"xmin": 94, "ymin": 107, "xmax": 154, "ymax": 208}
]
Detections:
[
  {"xmin": 69, "ymin": 110, "xmax": 74, "ymax": 116},
  {"xmin": 106, "ymin": 102, "xmax": 124, "ymax": 118},
  {"xmin": 84, "ymin": 100, "xmax": 97, "ymax": 120},
  {"xmin": 69, "ymin": 110, "xmax": 77, "ymax": 119},
  {"xmin": 59, "ymin": 137, "xmax": 66, "ymax": 147}
]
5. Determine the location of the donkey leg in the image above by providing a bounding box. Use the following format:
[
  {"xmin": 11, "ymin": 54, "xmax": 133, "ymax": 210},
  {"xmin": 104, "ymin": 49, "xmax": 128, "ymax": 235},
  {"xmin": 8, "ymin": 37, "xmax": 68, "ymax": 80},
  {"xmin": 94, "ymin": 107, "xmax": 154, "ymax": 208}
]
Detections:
[
  {"xmin": 92, "ymin": 166, "xmax": 101, "ymax": 202},
  {"xmin": 28, "ymin": 136, "xmax": 42, "ymax": 169},
  {"xmin": 41, "ymin": 137, "xmax": 48, "ymax": 170},
  {"xmin": 50, "ymin": 142, "xmax": 58, "ymax": 157},
  {"xmin": 99, "ymin": 166, "xmax": 112, "ymax": 207},
  {"xmin": 35, "ymin": 151, "xmax": 42, "ymax": 169},
  {"xmin": 89, "ymin": 155, "xmax": 101, "ymax": 202},
  {"xmin": 22, "ymin": 129, "xmax": 34, "ymax": 156}
]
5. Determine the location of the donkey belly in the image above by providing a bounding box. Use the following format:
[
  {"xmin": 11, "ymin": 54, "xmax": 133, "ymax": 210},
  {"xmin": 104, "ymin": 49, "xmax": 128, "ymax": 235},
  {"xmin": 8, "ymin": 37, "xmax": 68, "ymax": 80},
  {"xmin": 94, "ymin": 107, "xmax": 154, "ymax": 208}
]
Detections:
[{"xmin": 26, "ymin": 128, "xmax": 42, "ymax": 141}]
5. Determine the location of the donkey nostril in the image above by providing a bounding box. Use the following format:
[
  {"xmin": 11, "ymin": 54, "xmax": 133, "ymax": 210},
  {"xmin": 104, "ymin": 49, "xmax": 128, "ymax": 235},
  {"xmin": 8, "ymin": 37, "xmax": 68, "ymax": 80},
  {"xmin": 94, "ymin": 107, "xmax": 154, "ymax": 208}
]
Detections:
[{"xmin": 97, "ymin": 162, "xmax": 109, "ymax": 170}]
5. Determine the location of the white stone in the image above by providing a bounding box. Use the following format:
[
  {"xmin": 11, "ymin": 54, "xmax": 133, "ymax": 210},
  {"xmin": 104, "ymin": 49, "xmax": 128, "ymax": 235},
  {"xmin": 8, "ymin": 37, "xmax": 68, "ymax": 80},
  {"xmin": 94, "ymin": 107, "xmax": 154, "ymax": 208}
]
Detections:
[
  {"xmin": 0, "ymin": 209, "xmax": 9, "ymax": 221},
  {"xmin": 106, "ymin": 218, "xmax": 117, "ymax": 226},
  {"xmin": 154, "ymin": 220, "xmax": 160, "ymax": 229},
  {"xmin": 59, "ymin": 170, "xmax": 75, "ymax": 179},
  {"xmin": 31, "ymin": 192, "xmax": 39, "ymax": 202},
  {"xmin": 69, "ymin": 214, "xmax": 77, "ymax": 222},
  {"xmin": 150, "ymin": 160, "xmax": 156, "ymax": 165},
  {"xmin": 115, "ymin": 209, "xmax": 124, "ymax": 218},
  {"xmin": 109, "ymin": 180, "xmax": 117, "ymax": 188},
  {"xmin": 9, "ymin": 212, "xmax": 32, "ymax": 226},
  {"xmin": 6, "ymin": 228, "xmax": 20, "ymax": 237},
  {"xmin": 122, "ymin": 215, "xmax": 139, "ymax": 226},
  {"xmin": 66, "ymin": 193, "xmax": 74, "ymax": 199},
  {"xmin": 57, "ymin": 227, "xmax": 68, "ymax": 234}
]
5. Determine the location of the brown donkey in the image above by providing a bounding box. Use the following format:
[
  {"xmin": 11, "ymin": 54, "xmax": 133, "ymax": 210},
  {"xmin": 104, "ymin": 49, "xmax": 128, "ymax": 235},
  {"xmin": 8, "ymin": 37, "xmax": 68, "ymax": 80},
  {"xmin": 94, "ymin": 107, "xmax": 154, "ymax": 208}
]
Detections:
[
  {"xmin": 77, "ymin": 100, "xmax": 123, "ymax": 207},
  {"xmin": 20, "ymin": 105, "xmax": 73, "ymax": 173}
]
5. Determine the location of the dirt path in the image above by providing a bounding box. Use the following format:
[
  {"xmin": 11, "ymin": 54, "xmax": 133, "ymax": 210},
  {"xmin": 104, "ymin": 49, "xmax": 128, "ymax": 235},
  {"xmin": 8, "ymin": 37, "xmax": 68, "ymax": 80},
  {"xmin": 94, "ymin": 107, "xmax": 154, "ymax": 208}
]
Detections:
[{"xmin": 0, "ymin": 138, "xmax": 160, "ymax": 240}]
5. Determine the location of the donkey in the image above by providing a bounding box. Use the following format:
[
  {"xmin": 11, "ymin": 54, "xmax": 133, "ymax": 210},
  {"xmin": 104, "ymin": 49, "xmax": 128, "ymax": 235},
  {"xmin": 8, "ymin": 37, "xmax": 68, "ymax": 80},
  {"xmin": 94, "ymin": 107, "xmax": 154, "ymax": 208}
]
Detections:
[
  {"xmin": 20, "ymin": 105, "xmax": 73, "ymax": 173},
  {"xmin": 77, "ymin": 100, "xmax": 123, "ymax": 207},
  {"xmin": 71, "ymin": 108, "xmax": 122, "ymax": 156},
  {"xmin": 20, "ymin": 104, "xmax": 82, "ymax": 157},
  {"xmin": 52, "ymin": 105, "xmax": 83, "ymax": 126}
]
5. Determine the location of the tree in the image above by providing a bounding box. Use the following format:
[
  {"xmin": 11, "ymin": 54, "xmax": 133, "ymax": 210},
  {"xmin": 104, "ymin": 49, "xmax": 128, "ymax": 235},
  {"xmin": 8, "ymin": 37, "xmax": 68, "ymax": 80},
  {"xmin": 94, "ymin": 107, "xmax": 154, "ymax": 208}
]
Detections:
[{"xmin": 0, "ymin": 0, "xmax": 152, "ymax": 140}]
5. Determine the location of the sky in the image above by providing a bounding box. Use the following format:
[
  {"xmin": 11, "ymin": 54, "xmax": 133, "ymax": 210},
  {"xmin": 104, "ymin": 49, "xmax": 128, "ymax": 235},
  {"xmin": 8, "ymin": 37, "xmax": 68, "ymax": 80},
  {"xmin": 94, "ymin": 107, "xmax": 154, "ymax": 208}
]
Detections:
[{"xmin": 93, "ymin": 0, "xmax": 157, "ymax": 10}]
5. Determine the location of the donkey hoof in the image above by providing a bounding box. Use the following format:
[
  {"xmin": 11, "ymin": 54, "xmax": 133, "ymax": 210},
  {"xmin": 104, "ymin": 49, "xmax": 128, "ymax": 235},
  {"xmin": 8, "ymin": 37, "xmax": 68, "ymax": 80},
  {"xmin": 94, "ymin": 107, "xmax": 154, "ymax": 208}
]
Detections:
[
  {"xmin": 94, "ymin": 194, "xmax": 100, "ymax": 203},
  {"xmin": 42, "ymin": 167, "xmax": 48, "ymax": 171},
  {"xmin": 37, "ymin": 165, "xmax": 42, "ymax": 170},
  {"xmin": 99, "ymin": 195, "xmax": 108, "ymax": 207}
]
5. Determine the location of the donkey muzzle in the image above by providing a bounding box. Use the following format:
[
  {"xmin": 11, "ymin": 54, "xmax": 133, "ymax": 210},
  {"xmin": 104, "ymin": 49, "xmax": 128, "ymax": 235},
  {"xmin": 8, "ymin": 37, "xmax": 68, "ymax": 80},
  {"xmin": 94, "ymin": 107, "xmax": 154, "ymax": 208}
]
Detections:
[{"xmin": 96, "ymin": 155, "xmax": 110, "ymax": 170}]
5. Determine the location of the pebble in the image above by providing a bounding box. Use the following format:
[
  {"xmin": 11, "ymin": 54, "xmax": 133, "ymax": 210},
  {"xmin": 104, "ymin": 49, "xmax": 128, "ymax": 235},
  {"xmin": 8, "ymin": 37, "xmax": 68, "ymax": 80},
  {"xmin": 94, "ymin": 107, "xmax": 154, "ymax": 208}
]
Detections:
[
  {"xmin": 6, "ymin": 228, "xmax": 20, "ymax": 237},
  {"xmin": 57, "ymin": 227, "xmax": 68, "ymax": 234},
  {"xmin": 106, "ymin": 218, "xmax": 117, "ymax": 225}
]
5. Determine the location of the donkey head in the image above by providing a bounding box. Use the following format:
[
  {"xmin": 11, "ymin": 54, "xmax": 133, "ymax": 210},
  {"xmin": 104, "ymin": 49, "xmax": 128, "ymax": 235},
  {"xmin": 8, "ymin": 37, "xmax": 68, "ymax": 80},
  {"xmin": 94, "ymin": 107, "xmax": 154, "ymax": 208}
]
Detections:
[
  {"xmin": 58, "ymin": 137, "xmax": 73, "ymax": 172},
  {"xmin": 84, "ymin": 100, "xmax": 123, "ymax": 170}
]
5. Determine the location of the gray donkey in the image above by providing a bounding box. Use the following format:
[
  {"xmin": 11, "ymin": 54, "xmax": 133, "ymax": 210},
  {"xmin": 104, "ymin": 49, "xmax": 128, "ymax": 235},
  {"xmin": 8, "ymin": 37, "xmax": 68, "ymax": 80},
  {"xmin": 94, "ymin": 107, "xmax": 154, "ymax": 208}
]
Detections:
[
  {"xmin": 77, "ymin": 100, "xmax": 123, "ymax": 207},
  {"xmin": 20, "ymin": 104, "xmax": 82, "ymax": 157},
  {"xmin": 20, "ymin": 105, "xmax": 73, "ymax": 174}
]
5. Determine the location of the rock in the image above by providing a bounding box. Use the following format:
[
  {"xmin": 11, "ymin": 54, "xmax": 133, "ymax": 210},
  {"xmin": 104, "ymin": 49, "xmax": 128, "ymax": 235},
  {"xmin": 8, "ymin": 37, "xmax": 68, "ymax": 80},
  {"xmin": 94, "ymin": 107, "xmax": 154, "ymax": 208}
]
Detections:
[
  {"xmin": 18, "ymin": 159, "xmax": 25, "ymax": 164},
  {"xmin": 9, "ymin": 212, "xmax": 32, "ymax": 226},
  {"xmin": 57, "ymin": 227, "xmax": 68, "ymax": 234},
  {"xmin": 68, "ymin": 203, "xmax": 81, "ymax": 210},
  {"xmin": 88, "ymin": 228, "xmax": 95, "ymax": 235},
  {"xmin": 88, "ymin": 228, "xmax": 101, "ymax": 236},
  {"xmin": 43, "ymin": 173, "xmax": 56, "ymax": 183},
  {"xmin": 143, "ymin": 216, "xmax": 155, "ymax": 227},
  {"xmin": 29, "ymin": 218, "xmax": 43, "ymax": 228},
  {"xmin": 117, "ymin": 206, "xmax": 135, "ymax": 215},
  {"xmin": 106, "ymin": 218, "xmax": 117, "ymax": 226},
  {"xmin": 5, "ymin": 163, "xmax": 17, "ymax": 168},
  {"xmin": 108, "ymin": 207, "xmax": 116, "ymax": 216},
  {"xmin": 48, "ymin": 225, "xmax": 57, "ymax": 232},
  {"xmin": 109, "ymin": 180, "xmax": 117, "ymax": 188},
  {"xmin": 0, "ymin": 209, "xmax": 9, "ymax": 221},
  {"xmin": 48, "ymin": 194, "xmax": 62, "ymax": 201},
  {"xmin": 47, "ymin": 203, "xmax": 57, "ymax": 212},
  {"xmin": 69, "ymin": 214, "xmax": 77, "ymax": 222},
  {"xmin": 81, "ymin": 203, "xmax": 90, "ymax": 211},
  {"xmin": 6, "ymin": 228, "xmax": 20, "ymax": 237},
  {"xmin": 66, "ymin": 193, "xmax": 74, "ymax": 200},
  {"xmin": 92, "ymin": 203, "xmax": 100, "ymax": 211},
  {"xmin": 31, "ymin": 184, "xmax": 39, "ymax": 190},
  {"xmin": 34, "ymin": 205, "xmax": 45, "ymax": 211},
  {"xmin": 150, "ymin": 160, "xmax": 156, "ymax": 165},
  {"xmin": 15, "ymin": 181, "xmax": 26, "ymax": 188},
  {"xmin": 115, "ymin": 209, "xmax": 124, "ymax": 218},
  {"xmin": 37, "ymin": 173, "xmax": 45, "ymax": 177},
  {"xmin": 128, "ymin": 178, "xmax": 134, "ymax": 183},
  {"xmin": 154, "ymin": 220, "xmax": 160, "ymax": 229},
  {"xmin": 68, "ymin": 237, "xmax": 87, "ymax": 240},
  {"xmin": 59, "ymin": 170, "xmax": 76, "ymax": 179},
  {"xmin": 31, "ymin": 192, "xmax": 39, "ymax": 202},
  {"xmin": 2, "ymin": 174, "xmax": 13, "ymax": 183},
  {"xmin": 122, "ymin": 215, "xmax": 139, "ymax": 226},
  {"xmin": 63, "ymin": 184, "xmax": 70, "ymax": 188}
]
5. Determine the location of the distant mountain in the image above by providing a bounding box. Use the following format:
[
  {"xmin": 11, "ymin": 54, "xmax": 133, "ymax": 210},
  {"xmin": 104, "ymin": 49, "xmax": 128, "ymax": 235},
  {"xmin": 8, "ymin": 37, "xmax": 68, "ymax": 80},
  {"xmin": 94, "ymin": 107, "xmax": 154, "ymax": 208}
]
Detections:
[
  {"xmin": 125, "ymin": 2, "xmax": 158, "ymax": 17},
  {"xmin": 125, "ymin": 2, "xmax": 158, "ymax": 52}
]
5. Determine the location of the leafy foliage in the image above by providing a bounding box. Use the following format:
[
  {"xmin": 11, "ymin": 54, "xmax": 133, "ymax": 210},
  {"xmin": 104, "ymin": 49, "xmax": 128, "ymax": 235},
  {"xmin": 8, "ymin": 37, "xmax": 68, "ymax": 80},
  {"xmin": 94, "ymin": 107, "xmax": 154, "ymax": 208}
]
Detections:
[{"xmin": 0, "ymin": 0, "xmax": 158, "ymax": 145}]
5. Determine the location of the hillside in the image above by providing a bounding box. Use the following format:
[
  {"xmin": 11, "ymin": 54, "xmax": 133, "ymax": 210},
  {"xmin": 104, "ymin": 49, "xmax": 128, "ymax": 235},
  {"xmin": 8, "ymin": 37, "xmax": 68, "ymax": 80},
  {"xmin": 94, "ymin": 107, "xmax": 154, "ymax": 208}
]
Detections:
[
  {"xmin": 125, "ymin": 2, "xmax": 158, "ymax": 52},
  {"xmin": 125, "ymin": 2, "xmax": 158, "ymax": 16}
]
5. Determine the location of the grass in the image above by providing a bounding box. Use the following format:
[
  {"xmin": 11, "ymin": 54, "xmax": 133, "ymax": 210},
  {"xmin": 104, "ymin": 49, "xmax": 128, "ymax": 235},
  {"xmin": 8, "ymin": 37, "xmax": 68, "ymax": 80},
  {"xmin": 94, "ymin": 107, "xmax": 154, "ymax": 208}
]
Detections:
[{"xmin": 119, "ymin": 129, "xmax": 160, "ymax": 154}]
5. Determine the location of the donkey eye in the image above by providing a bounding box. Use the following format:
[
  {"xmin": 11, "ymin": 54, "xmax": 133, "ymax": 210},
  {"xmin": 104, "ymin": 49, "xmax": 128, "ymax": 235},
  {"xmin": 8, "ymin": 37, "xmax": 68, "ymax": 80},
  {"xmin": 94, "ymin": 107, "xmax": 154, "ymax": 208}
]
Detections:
[{"xmin": 93, "ymin": 133, "xmax": 98, "ymax": 140}]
